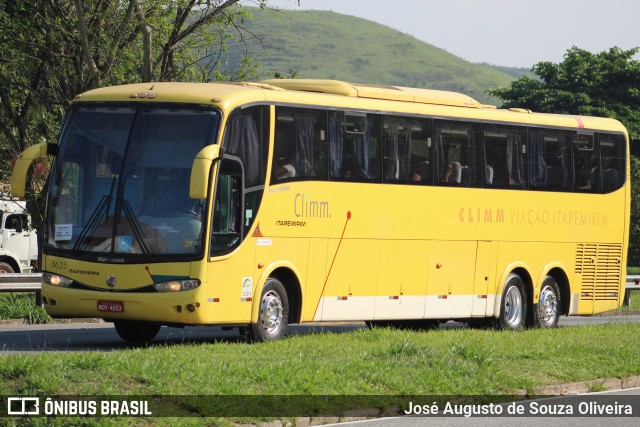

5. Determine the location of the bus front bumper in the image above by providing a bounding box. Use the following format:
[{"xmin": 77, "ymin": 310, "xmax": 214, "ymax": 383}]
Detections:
[{"xmin": 42, "ymin": 283, "xmax": 209, "ymax": 325}]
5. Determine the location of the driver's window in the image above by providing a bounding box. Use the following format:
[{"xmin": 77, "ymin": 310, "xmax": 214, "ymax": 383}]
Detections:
[{"xmin": 210, "ymin": 157, "xmax": 244, "ymax": 256}]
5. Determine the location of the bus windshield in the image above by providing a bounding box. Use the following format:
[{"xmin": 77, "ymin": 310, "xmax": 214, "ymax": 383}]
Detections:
[{"xmin": 46, "ymin": 106, "xmax": 219, "ymax": 259}]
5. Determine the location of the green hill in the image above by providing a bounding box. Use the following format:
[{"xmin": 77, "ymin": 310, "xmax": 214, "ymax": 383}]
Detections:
[{"xmin": 230, "ymin": 8, "xmax": 521, "ymax": 105}]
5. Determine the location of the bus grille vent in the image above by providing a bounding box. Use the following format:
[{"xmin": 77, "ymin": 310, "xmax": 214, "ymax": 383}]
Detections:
[{"xmin": 575, "ymin": 243, "xmax": 622, "ymax": 301}]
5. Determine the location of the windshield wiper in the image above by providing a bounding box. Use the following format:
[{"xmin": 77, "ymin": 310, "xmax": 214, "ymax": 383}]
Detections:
[
  {"xmin": 121, "ymin": 200, "xmax": 152, "ymax": 259},
  {"xmin": 72, "ymin": 194, "xmax": 110, "ymax": 255},
  {"xmin": 72, "ymin": 171, "xmax": 118, "ymax": 255}
]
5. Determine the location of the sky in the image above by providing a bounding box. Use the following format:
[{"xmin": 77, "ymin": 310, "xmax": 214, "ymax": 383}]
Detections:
[{"xmin": 257, "ymin": 0, "xmax": 640, "ymax": 68}]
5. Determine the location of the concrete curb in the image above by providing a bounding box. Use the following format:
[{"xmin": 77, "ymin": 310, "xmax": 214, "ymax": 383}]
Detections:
[{"xmin": 530, "ymin": 375, "xmax": 640, "ymax": 395}]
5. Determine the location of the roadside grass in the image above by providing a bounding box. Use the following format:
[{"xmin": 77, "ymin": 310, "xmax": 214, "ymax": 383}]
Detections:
[
  {"xmin": 0, "ymin": 293, "xmax": 51, "ymax": 323},
  {"xmin": 1, "ymin": 322, "xmax": 640, "ymax": 425},
  {"xmin": 626, "ymin": 266, "xmax": 640, "ymax": 275}
]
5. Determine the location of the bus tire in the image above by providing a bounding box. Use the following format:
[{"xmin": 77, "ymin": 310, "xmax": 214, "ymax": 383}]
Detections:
[
  {"xmin": 533, "ymin": 276, "xmax": 560, "ymax": 328},
  {"xmin": 0, "ymin": 262, "xmax": 15, "ymax": 273},
  {"xmin": 247, "ymin": 278, "xmax": 289, "ymax": 342},
  {"xmin": 113, "ymin": 321, "xmax": 161, "ymax": 344},
  {"xmin": 497, "ymin": 273, "xmax": 527, "ymax": 330}
]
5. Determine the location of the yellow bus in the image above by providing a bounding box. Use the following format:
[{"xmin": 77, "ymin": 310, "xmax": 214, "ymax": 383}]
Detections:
[{"xmin": 12, "ymin": 79, "xmax": 629, "ymax": 343}]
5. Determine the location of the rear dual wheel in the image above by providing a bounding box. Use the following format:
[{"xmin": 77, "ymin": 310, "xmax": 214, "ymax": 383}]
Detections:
[
  {"xmin": 497, "ymin": 273, "xmax": 527, "ymax": 330},
  {"xmin": 497, "ymin": 273, "xmax": 561, "ymax": 330},
  {"xmin": 533, "ymin": 275, "xmax": 560, "ymax": 328}
]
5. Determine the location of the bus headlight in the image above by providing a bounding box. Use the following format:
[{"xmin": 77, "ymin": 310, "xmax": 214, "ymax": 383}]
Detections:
[
  {"xmin": 153, "ymin": 279, "xmax": 201, "ymax": 292},
  {"xmin": 43, "ymin": 272, "xmax": 73, "ymax": 287}
]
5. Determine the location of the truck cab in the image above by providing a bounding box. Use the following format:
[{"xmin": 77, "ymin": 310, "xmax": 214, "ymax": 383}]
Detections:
[{"xmin": 0, "ymin": 200, "xmax": 38, "ymax": 273}]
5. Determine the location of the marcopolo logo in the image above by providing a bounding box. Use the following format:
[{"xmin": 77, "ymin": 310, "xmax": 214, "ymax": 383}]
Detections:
[{"xmin": 7, "ymin": 397, "xmax": 40, "ymax": 415}]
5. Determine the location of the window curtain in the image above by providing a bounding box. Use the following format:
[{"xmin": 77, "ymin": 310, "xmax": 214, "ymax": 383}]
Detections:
[
  {"xmin": 223, "ymin": 114, "xmax": 260, "ymax": 187},
  {"xmin": 558, "ymin": 137, "xmax": 570, "ymax": 188},
  {"xmin": 294, "ymin": 117, "xmax": 315, "ymax": 177},
  {"xmin": 400, "ymin": 126, "xmax": 412, "ymax": 180},
  {"xmin": 329, "ymin": 119, "xmax": 343, "ymax": 178},
  {"xmin": 506, "ymin": 134, "xmax": 523, "ymax": 185},
  {"xmin": 434, "ymin": 128, "xmax": 444, "ymax": 182},
  {"xmin": 385, "ymin": 125, "xmax": 400, "ymax": 180},
  {"xmin": 354, "ymin": 116, "xmax": 375, "ymax": 179},
  {"xmin": 466, "ymin": 130, "xmax": 476, "ymax": 186},
  {"xmin": 528, "ymin": 134, "xmax": 547, "ymax": 187}
]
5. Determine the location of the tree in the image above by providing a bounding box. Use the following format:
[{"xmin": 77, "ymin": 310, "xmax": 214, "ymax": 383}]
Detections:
[
  {"xmin": 489, "ymin": 46, "xmax": 640, "ymax": 137},
  {"xmin": 0, "ymin": 0, "xmax": 272, "ymax": 263},
  {"xmin": 0, "ymin": 0, "xmax": 270, "ymax": 161},
  {"xmin": 489, "ymin": 46, "xmax": 640, "ymax": 265}
]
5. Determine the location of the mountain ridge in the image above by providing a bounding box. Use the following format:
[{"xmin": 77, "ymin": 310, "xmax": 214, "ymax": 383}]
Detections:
[{"xmin": 231, "ymin": 8, "xmax": 531, "ymax": 105}]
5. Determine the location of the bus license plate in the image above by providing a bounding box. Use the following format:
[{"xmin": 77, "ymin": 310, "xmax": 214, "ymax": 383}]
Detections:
[{"xmin": 97, "ymin": 301, "xmax": 124, "ymax": 313}]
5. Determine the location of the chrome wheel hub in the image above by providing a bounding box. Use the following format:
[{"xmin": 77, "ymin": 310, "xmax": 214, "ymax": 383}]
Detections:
[
  {"xmin": 260, "ymin": 290, "xmax": 283, "ymax": 334},
  {"xmin": 504, "ymin": 284, "xmax": 523, "ymax": 327},
  {"xmin": 538, "ymin": 286, "xmax": 558, "ymax": 325}
]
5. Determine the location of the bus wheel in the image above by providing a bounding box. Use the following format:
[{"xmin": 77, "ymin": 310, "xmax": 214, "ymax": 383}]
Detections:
[
  {"xmin": 533, "ymin": 276, "xmax": 560, "ymax": 328},
  {"xmin": 113, "ymin": 321, "xmax": 161, "ymax": 344},
  {"xmin": 497, "ymin": 273, "xmax": 527, "ymax": 330},
  {"xmin": 248, "ymin": 278, "xmax": 289, "ymax": 342}
]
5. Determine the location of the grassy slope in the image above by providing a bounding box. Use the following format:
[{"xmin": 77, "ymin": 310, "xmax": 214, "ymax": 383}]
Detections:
[{"xmin": 235, "ymin": 8, "xmax": 521, "ymax": 105}]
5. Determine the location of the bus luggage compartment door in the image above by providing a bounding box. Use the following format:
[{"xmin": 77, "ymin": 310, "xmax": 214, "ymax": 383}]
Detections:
[{"xmin": 425, "ymin": 240, "xmax": 476, "ymax": 319}]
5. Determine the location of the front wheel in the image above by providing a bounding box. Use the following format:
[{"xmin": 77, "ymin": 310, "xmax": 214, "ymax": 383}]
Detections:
[
  {"xmin": 0, "ymin": 262, "xmax": 15, "ymax": 273},
  {"xmin": 247, "ymin": 278, "xmax": 289, "ymax": 342},
  {"xmin": 113, "ymin": 321, "xmax": 161, "ymax": 344},
  {"xmin": 497, "ymin": 273, "xmax": 527, "ymax": 330},
  {"xmin": 533, "ymin": 276, "xmax": 560, "ymax": 328}
]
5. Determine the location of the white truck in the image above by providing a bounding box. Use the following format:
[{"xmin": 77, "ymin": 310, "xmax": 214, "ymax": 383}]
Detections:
[{"xmin": 0, "ymin": 200, "xmax": 38, "ymax": 273}]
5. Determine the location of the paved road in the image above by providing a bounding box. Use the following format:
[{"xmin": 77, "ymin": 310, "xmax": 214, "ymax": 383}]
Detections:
[{"xmin": 1, "ymin": 314, "xmax": 639, "ymax": 352}]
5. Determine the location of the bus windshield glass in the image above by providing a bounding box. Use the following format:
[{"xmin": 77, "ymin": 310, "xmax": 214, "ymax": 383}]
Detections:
[{"xmin": 46, "ymin": 106, "xmax": 219, "ymax": 259}]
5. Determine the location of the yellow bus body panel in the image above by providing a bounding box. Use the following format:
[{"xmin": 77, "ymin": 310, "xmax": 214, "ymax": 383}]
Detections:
[{"xmin": 37, "ymin": 80, "xmax": 629, "ymax": 326}]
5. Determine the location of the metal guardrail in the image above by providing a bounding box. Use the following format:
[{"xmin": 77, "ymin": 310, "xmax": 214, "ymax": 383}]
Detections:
[
  {"xmin": 1, "ymin": 273, "xmax": 640, "ymax": 307},
  {"xmin": 0, "ymin": 273, "xmax": 43, "ymax": 305}
]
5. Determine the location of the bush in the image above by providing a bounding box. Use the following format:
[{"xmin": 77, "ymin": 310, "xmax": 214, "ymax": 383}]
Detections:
[{"xmin": 0, "ymin": 293, "xmax": 51, "ymax": 323}]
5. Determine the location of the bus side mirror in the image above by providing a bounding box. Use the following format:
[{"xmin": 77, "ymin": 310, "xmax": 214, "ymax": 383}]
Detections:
[
  {"xmin": 190, "ymin": 145, "xmax": 223, "ymax": 199},
  {"xmin": 11, "ymin": 143, "xmax": 58, "ymax": 198}
]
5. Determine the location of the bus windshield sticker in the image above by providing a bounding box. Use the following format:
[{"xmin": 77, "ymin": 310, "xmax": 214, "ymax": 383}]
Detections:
[
  {"xmin": 54, "ymin": 224, "xmax": 73, "ymax": 241},
  {"xmin": 116, "ymin": 236, "xmax": 133, "ymax": 252},
  {"xmin": 242, "ymin": 278, "xmax": 253, "ymax": 298}
]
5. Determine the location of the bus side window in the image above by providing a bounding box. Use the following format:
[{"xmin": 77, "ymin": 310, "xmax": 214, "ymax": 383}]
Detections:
[
  {"xmin": 574, "ymin": 133, "xmax": 597, "ymax": 192},
  {"xmin": 483, "ymin": 125, "xmax": 526, "ymax": 189},
  {"xmin": 211, "ymin": 157, "xmax": 244, "ymax": 256},
  {"xmin": 599, "ymin": 133, "xmax": 626, "ymax": 193},
  {"xmin": 384, "ymin": 116, "xmax": 433, "ymax": 185},
  {"xmin": 434, "ymin": 120, "xmax": 480, "ymax": 187},
  {"xmin": 273, "ymin": 107, "xmax": 327, "ymax": 183},
  {"xmin": 329, "ymin": 112, "xmax": 381, "ymax": 183},
  {"xmin": 529, "ymin": 130, "xmax": 571, "ymax": 192}
]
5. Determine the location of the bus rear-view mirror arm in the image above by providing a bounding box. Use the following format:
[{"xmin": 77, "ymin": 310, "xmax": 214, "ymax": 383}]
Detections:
[
  {"xmin": 190, "ymin": 144, "xmax": 223, "ymax": 199},
  {"xmin": 11, "ymin": 143, "xmax": 58, "ymax": 199}
]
